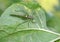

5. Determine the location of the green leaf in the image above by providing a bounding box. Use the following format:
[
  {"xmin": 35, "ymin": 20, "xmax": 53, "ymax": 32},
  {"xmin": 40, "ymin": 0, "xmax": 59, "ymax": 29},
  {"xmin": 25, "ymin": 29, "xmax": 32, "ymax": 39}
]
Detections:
[
  {"xmin": 0, "ymin": 3, "xmax": 47, "ymax": 29},
  {"xmin": 54, "ymin": 39, "xmax": 60, "ymax": 42},
  {"xmin": 0, "ymin": 30, "xmax": 59, "ymax": 42},
  {"xmin": 0, "ymin": 2, "xmax": 58, "ymax": 42}
]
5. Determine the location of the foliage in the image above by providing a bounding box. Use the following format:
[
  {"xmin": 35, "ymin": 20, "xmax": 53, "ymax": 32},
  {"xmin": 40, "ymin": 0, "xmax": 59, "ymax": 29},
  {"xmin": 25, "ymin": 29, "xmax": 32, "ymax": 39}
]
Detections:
[{"xmin": 0, "ymin": 0, "xmax": 60, "ymax": 42}]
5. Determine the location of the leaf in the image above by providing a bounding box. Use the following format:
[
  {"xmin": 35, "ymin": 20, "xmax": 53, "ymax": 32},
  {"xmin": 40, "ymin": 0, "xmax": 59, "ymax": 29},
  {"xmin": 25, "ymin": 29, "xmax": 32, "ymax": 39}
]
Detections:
[
  {"xmin": 0, "ymin": 1, "xmax": 58, "ymax": 42},
  {"xmin": 0, "ymin": 3, "xmax": 47, "ymax": 29},
  {"xmin": 54, "ymin": 39, "xmax": 60, "ymax": 42},
  {"xmin": 0, "ymin": 29, "xmax": 59, "ymax": 42}
]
